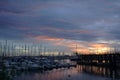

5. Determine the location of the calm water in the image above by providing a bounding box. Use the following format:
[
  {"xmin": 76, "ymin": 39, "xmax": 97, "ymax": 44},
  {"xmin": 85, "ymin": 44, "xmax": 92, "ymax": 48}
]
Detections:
[{"xmin": 11, "ymin": 65, "xmax": 120, "ymax": 80}]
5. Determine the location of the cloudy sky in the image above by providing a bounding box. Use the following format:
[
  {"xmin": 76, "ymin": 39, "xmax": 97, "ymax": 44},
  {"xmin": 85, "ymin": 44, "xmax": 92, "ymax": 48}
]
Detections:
[{"xmin": 0, "ymin": 0, "xmax": 120, "ymax": 54}]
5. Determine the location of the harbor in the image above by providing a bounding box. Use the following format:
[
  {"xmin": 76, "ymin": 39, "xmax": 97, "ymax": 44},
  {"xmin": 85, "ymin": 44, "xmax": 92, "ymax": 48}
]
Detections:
[{"xmin": 0, "ymin": 40, "xmax": 120, "ymax": 80}]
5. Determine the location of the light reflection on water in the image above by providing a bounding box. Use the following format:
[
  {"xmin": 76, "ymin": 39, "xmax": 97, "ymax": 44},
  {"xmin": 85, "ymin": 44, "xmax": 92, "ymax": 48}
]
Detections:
[{"xmin": 13, "ymin": 65, "xmax": 120, "ymax": 80}]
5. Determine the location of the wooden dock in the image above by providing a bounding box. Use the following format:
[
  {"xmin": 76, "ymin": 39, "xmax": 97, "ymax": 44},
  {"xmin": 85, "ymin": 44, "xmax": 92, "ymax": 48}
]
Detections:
[{"xmin": 77, "ymin": 53, "xmax": 120, "ymax": 68}]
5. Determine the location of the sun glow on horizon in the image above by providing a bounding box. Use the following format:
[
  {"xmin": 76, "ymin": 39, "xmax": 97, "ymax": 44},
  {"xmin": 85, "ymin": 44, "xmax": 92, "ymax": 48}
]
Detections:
[{"xmin": 72, "ymin": 43, "xmax": 111, "ymax": 54}]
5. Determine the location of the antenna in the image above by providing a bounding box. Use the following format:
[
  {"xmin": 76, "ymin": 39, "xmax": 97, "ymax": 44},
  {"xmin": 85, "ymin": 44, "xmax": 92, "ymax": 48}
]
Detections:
[{"xmin": 75, "ymin": 44, "xmax": 78, "ymax": 55}]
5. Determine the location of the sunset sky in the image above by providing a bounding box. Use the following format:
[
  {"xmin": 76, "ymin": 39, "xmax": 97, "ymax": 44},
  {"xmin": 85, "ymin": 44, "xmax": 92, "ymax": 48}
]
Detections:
[{"xmin": 0, "ymin": 0, "xmax": 120, "ymax": 54}]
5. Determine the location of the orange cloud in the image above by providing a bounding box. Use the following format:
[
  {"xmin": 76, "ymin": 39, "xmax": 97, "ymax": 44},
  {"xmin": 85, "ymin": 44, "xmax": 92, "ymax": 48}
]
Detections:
[
  {"xmin": 54, "ymin": 41, "xmax": 111, "ymax": 54},
  {"xmin": 53, "ymin": 40, "xmax": 90, "ymax": 54},
  {"xmin": 34, "ymin": 36, "xmax": 64, "ymax": 41},
  {"xmin": 26, "ymin": 32, "xmax": 111, "ymax": 54},
  {"xmin": 89, "ymin": 43, "xmax": 110, "ymax": 54},
  {"xmin": 90, "ymin": 43, "xmax": 109, "ymax": 48}
]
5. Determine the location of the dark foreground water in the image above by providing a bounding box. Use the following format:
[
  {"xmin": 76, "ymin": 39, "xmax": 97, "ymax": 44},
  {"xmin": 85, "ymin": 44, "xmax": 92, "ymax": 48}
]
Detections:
[{"xmin": 12, "ymin": 65, "xmax": 120, "ymax": 80}]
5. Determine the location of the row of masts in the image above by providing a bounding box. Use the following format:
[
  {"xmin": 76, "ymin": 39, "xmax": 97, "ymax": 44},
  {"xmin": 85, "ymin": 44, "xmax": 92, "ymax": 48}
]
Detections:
[
  {"xmin": 0, "ymin": 40, "xmax": 119, "ymax": 57},
  {"xmin": 0, "ymin": 40, "xmax": 66, "ymax": 57}
]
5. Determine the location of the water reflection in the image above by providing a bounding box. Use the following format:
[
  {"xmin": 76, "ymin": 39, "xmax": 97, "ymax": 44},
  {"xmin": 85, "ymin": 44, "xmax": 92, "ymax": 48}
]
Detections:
[
  {"xmin": 1, "ymin": 65, "xmax": 120, "ymax": 80},
  {"xmin": 77, "ymin": 65, "xmax": 120, "ymax": 79},
  {"xmin": 0, "ymin": 68, "xmax": 16, "ymax": 80}
]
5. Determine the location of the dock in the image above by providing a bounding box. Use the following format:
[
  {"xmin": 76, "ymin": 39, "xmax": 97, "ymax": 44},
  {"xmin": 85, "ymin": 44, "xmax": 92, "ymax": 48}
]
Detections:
[{"xmin": 77, "ymin": 53, "xmax": 120, "ymax": 68}]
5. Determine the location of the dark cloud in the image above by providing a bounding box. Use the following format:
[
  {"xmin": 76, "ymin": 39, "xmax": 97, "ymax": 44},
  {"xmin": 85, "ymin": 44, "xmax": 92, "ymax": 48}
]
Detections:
[{"xmin": 0, "ymin": 0, "xmax": 120, "ymax": 43}]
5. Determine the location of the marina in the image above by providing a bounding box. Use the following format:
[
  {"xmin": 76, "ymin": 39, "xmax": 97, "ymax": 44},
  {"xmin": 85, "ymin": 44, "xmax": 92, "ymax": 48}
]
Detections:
[
  {"xmin": 0, "ymin": 56, "xmax": 76, "ymax": 71},
  {"xmin": 0, "ymin": 40, "xmax": 120, "ymax": 80}
]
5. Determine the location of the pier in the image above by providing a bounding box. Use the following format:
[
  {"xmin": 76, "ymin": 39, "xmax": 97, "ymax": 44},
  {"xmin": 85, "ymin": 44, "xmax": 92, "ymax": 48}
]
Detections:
[{"xmin": 77, "ymin": 53, "xmax": 120, "ymax": 68}]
